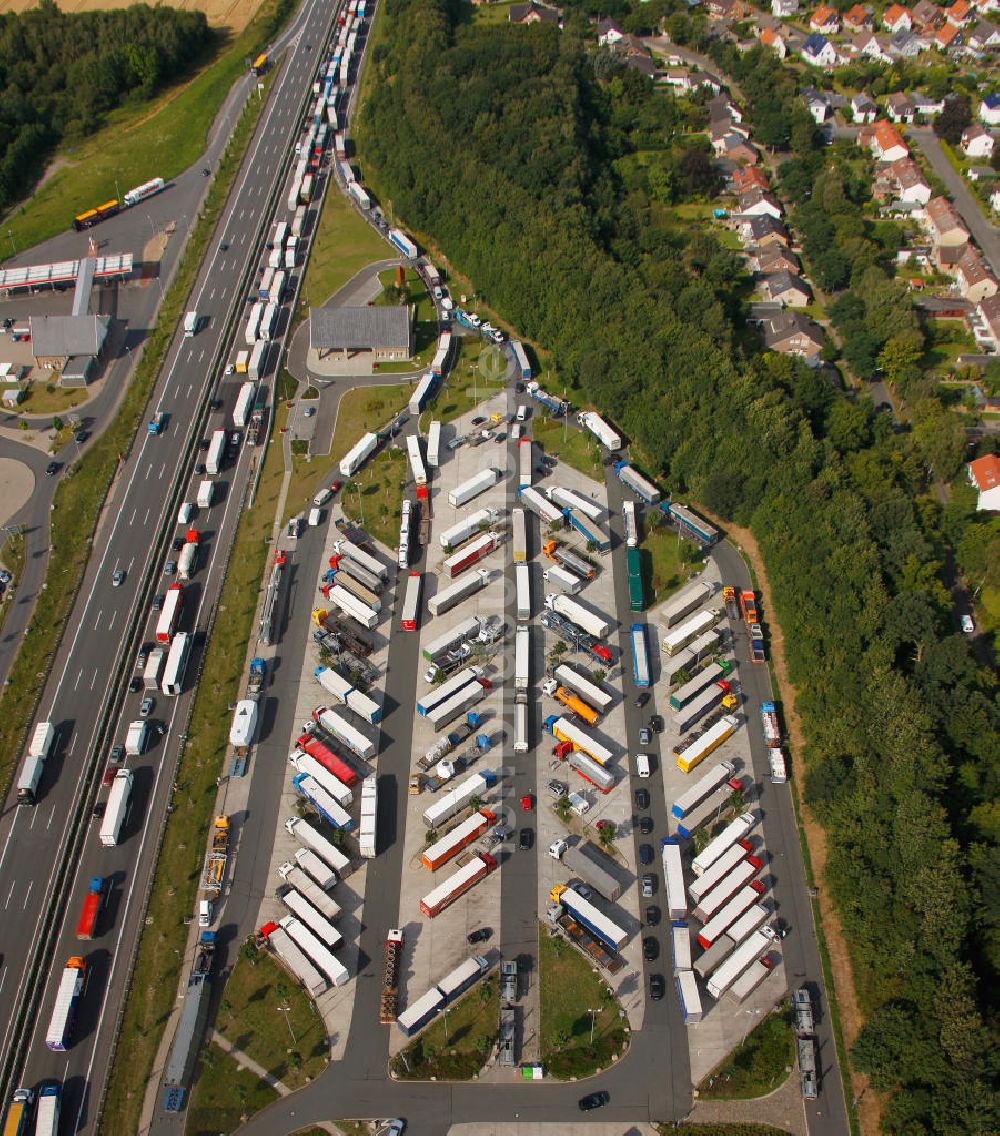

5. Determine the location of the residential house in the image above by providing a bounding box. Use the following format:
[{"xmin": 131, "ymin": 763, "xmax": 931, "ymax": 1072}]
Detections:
[
  {"xmin": 805, "ymin": 90, "xmax": 833, "ymax": 122},
  {"xmin": 753, "ymin": 244, "xmax": 802, "ymax": 274},
  {"xmin": 955, "ymin": 245, "xmax": 998, "ymax": 300},
  {"xmin": 912, "ymin": 92, "xmax": 946, "ymax": 117},
  {"xmin": 966, "ymin": 18, "xmax": 1000, "ymax": 47},
  {"xmin": 733, "ymin": 165, "xmax": 770, "ymax": 192},
  {"xmin": 887, "ymin": 92, "xmax": 917, "ymax": 121},
  {"xmin": 707, "ymin": 0, "xmax": 753, "ymax": 17},
  {"xmin": 624, "ymin": 54, "xmax": 657, "ymax": 76},
  {"xmin": 871, "ymin": 119, "xmax": 910, "ymax": 161},
  {"xmin": 509, "ymin": 0, "xmax": 561, "ymax": 23},
  {"xmin": 890, "ymin": 27, "xmax": 930, "ymax": 51},
  {"xmin": 967, "ymin": 453, "xmax": 1000, "ymax": 510},
  {"xmin": 962, "ymin": 123, "xmax": 995, "ymax": 156},
  {"xmin": 852, "ymin": 92, "xmax": 878, "ymax": 122},
  {"xmin": 924, "ymin": 195, "xmax": 970, "ymax": 248},
  {"xmin": 967, "ymin": 165, "xmax": 998, "ymax": 181},
  {"xmin": 762, "ymin": 269, "xmax": 812, "ymax": 306},
  {"xmin": 596, "ymin": 17, "xmax": 625, "ymax": 44},
  {"xmin": 738, "ymin": 187, "xmax": 784, "ymax": 218},
  {"xmin": 890, "ymin": 156, "xmax": 933, "ymax": 202},
  {"xmin": 741, "ymin": 214, "xmax": 790, "ymax": 247},
  {"xmin": 980, "ymin": 93, "xmax": 1000, "ymax": 123},
  {"xmin": 990, "ymin": 185, "xmax": 1000, "ymax": 210},
  {"xmin": 976, "ymin": 0, "xmax": 1000, "ymax": 14},
  {"xmin": 802, "ymin": 31, "xmax": 838, "ymax": 63},
  {"xmin": 761, "ymin": 310, "xmax": 825, "ymax": 364},
  {"xmin": 853, "ymin": 30, "xmax": 893, "ymax": 59},
  {"xmin": 810, "ymin": 3, "xmax": 841, "ymax": 32},
  {"xmin": 844, "ymin": 2, "xmax": 873, "ymax": 29},
  {"xmin": 709, "ymin": 96, "xmax": 743, "ymax": 123},
  {"xmin": 912, "ymin": 0, "xmax": 943, "ymax": 27},
  {"xmin": 722, "ymin": 134, "xmax": 760, "ymax": 164},
  {"xmin": 974, "ymin": 292, "xmax": 1000, "ymax": 347},
  {"xmin": 771, "ymin": 0, "xmax": 800, "ymax": 15},
  {"xmin": 935, "ymin": 20, "xmax": 963, "ymax": 46},
  {"xmin": 946, "ymin": 0, "xmax": 973, "ymax": 23},
  {"xmin": 884, "ymin": 3, "xmax": 913, "ymax": 30},
  {"xmin": 760, "ymin": 26, "xmax": 788, "ymax": 54}
]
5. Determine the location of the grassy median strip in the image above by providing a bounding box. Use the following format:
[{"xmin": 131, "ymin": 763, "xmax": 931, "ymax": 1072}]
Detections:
[
  {"xmin": 184, "ymin": 1045, "xmax": 279, "ymax": 1135},
  {"xmin": 697, "ymin": 1011, "xmax": 794, "ymax": 1100},
  {"xmin": 389, "ymin": 975, "xmax": 499, "ymax": 1080},
  {"xmin": 538, "ymin": 928, "xmax": 627, "ymax": 1079}
]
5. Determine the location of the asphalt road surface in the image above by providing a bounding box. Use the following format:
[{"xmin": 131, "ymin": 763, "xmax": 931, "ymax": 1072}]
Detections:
[{"xmin": 0, "ymin": 0, "xmax": 343, "ymax": 1126}]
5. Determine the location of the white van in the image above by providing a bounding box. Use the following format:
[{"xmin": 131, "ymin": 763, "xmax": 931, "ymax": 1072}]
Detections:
[
  {"xmin": 198, "ymin": 898, "xmax": 214, "ymax": 928},
  {"xmin": 308, "ymin": 507, "xmax": 323, "ymax": 526},
  {"xmin": 313, "ymin": 487, "xmax": 333, "ymax": 508},
  {"xmin": 516, "ymin": 404, "xmax": 529, "ymax": 422},
  {"xmin": 177, "ymin": 502, "xmax": 194, "ymax": 525},
  {"xmin": 635, "ymin": 753, "xmax": 651, "ymax": 778},
  {"xmin": 568, "ymin": 791, "xmax": 590, "ymax": 816}
]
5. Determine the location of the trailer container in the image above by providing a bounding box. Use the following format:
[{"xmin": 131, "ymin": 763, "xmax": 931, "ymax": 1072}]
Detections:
[
  {"xmin": 553, "ymin": 665, "xmax": 612, "ymax": 712},
  {"xmin": 99, "ymin": 769, "xmax": 133, "ymax": 846},
  {"xmin": 661, "ymin": 838, "xmax": 686, "ymax": 919},
  {"xmin": 561, "ymin": 843, "xmax": 622, "ymax": 901},
  {"xmin": 244, "ymin": 302, "xmax": 262, "ymax": 346},
  {"xmin": 727, "ymin": 957, "xmax": 774, "ymax": 1003},
  {"xmin": 313, "ymin": 705, "xmax": 376, "ymax": 760},
  {"xmin": 545, "ymin": 594, "xmax": 609, "ymax": 639},
  {"xmin": 565, "ymin": 508, "xmax": 610, "ymax": 553},
  {"xmin": 396, "ymin": 987, "xmax": 445, "ymax": 1036},
  {"xmin": 663, "ymin": 609, "xmax": 719, "ymax": 656},
  {"xmin": 247, "ymin": 340, "xmax": 268, "ymax": 383},
  {"xmin": 259, "ymin": 302, "xmax": 278, "ymax": 341},
  {"xmin": 75, "ymin": 876, "xmax": 107, "ymax": 940},
  {"xmin": 676, "ymin": 716, "xmax": 739, "ymax": 774},
  {"xmin": 439, "ymin": 508, "xmax": 497, "ymax": 552},
  {"xmin": 197, "ymin": 480, "xmax": 216, "ymax": 509},
  {"xmin": 417, "ymin": 667, "xmax": 483, "ymax": 716},
  {"xmin": 297, "ymin": 732, "xmax": 359, "ymax": 787},
  {"xmin": 427, "ymin": 569, "xmax": 489, "ymax": 615},
  {"xmin": 285, "ymin": 818, "xmax": 350, "ymax": 874},
  {"xmin": 281, "ymin": 916, "xmax": 350, "ymax": 987},
  {"xmin": 511, "ymin": 508, "xmax": 528, "ymax": 563},
  {"xmin": 233, "ymin": 381, "xmax": 257, "ymax": 429},
  {"xmin": 293, "ymin": 773, "xmax": 354, "ymax": 831},
  {"xmin": 400, "ymin": 572, "xmax": 421, "ymax": 632},
  {"xmin": 388, "ymin": 228, "xmax": 418, "ymax": 258},
  {"xmin": 280, "ymin": 889, "xmax": 343, "ymax": 949},
  {"xmin": 671, "ymin": 761, "xmax": 735, "ymax": 820},
  {"xmin": 422, "ymin": 616, "xmax": 484, "ymax": 662},
  {"xmin": 688, "ymin": 843, "xmax": 752, "ymax": 904},
  {"xmin": 630, "ymin": 624, "xmax": 650, "ymax": 687},
  {"xmin": 510, "ymin": 339, "xmax": 531, "ymax": 379},
  {"xmin": 767, "ymin": 746, "xmax": 787, "ymax": 785},
  {"xmin": 314, "ymin": 665, "xmax": 353, "ymax": 704},
  {"xmin": 448, "ymin": 468, "xmax": 501, "ymax": 509},
  {"xmin": 665, "ymin": 501, "xmax": 719, "ymax": 547},
  {"xmin": 626, "ymin": 548, "xmax": 644, "ymax": 611},
  {"xmin": 45, "ymin": 957, "xmax": 87, "ymax": 1050},
  {"xmin": 516, "ymin": 562, "xmax": 531, "ymax": 622},
  {"xmin": 724, "ymin": 902, "xmax": 769, "ymax": 946},
  {"xmin": 336, "ymin": 538, "xmax": 388, "ymax": 581},
  {"xmin": 543, "ymin": 540, "xmax": 595, "ymax": 579},
  {"xmin": 330, "ymin": 571, "xmax": 381, "ymax": 612},
  {"xmin": 17, "ymin": 721, "xmax": 57, "ymax": 805},
  {"xmin": 675, "ymin": 970, "xmax": 703, "ymax": 1023},
  {"xmin": 327, "ymin": 584, "xmax": 378, "ymax": 630},
  {"xmin": 422, "ymin": 771, "xmax": 497, "ymax": 828},
  {"xmin": 543, "ymin": 564, "xmax": 582, "ymax": 594},
  {"xmin": 671, "ymin": 921, "xmax": 692, "ymax": 975},
  {"xmin": 421, "ymin": 809, "xmax": 495, "ymax": 870},
  {"xmin": 519, "ymin": 486, "xmax": 564, "ymax": 526},
  {"xmin": 515, "ymin": 438, "xmax": 533, "ymax": 490},
  {"xmin": 359, "ymin": 775, "xmax": 378, "ymax": 858},
  {"xmin": 515, "ymin": 626, "xmax": 530, "ymax": 703},
  {"xmin": 544, "ymin": 715, "xmax": 613, "ymax": 766},
  {"xmin": 177, "ymin": 540, "xmax": 198, "ymax": 582},
  {"xmin": 265, "ymin": 924, "xmax": 327, "ymax": 997},
  {"xmin": 706, "ymin": 929, "xmax": 774, "ymax": 999},
  {"xmin": 673, "ymin": 683, "xmax": 736, "ymax": 736},
  {"xmin": 692, "ymin": 859, "xmax": 762, "ymax": 924},
  {"xmin": 614, "ymin": 461, "xmax": 660, "ymax": 504},
  {"xmin": 206, "ymin": 429, "xmax": 227, "ymax": 476},
  {"xmin": 674, "ymin": 785, "xmax": 734, "ymax": 841},
  {"xmin": 339, "ymin": 432, "xmax": 378, "ymax": 478},
  {"xmin": 437, "ymin": 955, "xmax": 490, "ymax": 1004},
  {"xmin": 622, "ymin": 500, "xmax": 638, "ymax": 548},
  {"xmin": 670, "ymin": 663, "xmax": 726, "ymax": 710},
  {"xmin": 514, "ymin": 700, "xmax": 529, "ymax": 755},
  {"xmin": 427, "ymin": 420, "xmax": 441, "ymax": 468},
  {"xmin": 335, "ymin": 555, "xmax": 383, "ymax": 594},
  {"xmin": 693, "ymin": 935, "xmax": 737, "ymax": 980},
  {"xmin": 294, "ymin": 847, "xmax": 337, "ymax": 891},
  {"xmin": 444, "ymin": 531, "xmax": 500, "ymax": 577},
  {"xmin": 555, "ymin": 686, "xmax": 598, "ymax": 726},
  {"xmin": 760, "ymin": 701, "xmax": 781, "ymax": 746},
  {"xmin": 427, "ymin": 679, "xmax": 489, "ymax": 731},
  {"xmin": 577, "ymin": 411, "xmax": 620, "ymax": 450},
  {"xmin": 406, "ymin": 435, "xmax": 427, "ymax": 486},
  {"xmin": 420, "ymin": 853, "xmax": 497, "ymax": 917},
  {"xmin": 551, "ymin": 884, "xmax": 627, "ymax": 952},
  {"xmin": 290, "ymin": 753, "xmax": 353, "ymax": 809},
  {"xmin": 692, "ymin": 812, "xmax": 755, "ymax": 875},
  {"xmin": 33, "ymin": 1083, "xmax": 60, "ymax": 1136},
  {"xmin": 525, "ymin": 381, "xmax": 566, "ymax": 416},
  {"xmin": 662, "ymin": 632, "xmax": 720, "ymax": 683},
  {"xmin": 696, "ymin": 882, "xmax": 766, "ymax": 948},
  {"xmin": 749, "ymin": 622, "xmax": 766, "ymax": 663}
]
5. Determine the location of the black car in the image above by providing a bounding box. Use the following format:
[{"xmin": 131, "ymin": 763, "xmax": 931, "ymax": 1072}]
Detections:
[
  {"xmin": 129, "ymin": 676, "xmax": 143, "ymax": 694},
  {"xmin": 44, "ymin": 461, "xmax": 60, "ymax": 476},
  {"xmin": 639, "ymin": 816, "xmax": 654, "ymax": 835},
  {"xmin": 172, "ymin": 536, "xmax": 185, "ymax": 552},
  {"xmin": 638, "ymin": 725, "xmax": 652, "ymax": 746},
  {"xmin": 92, "ymin": 802, "xmax": 106, "ymax": 821},
  {"xmin": 635, "ymin": 691, "xmax": 649, "ymax": 709},
  {"xmin": 639, "ymin": 843, "xmax": 654, "ymax": 865},
  {"xmin": 136, "ymin": 645, "xmax": 151, "ymax": 669},
  {"xmin": 634, "ymin": 788, "xmax": 650, "ymax": 810},
  {"xmin": 579, "ymin": 1091, "xmax": 610, "ymax": 1112},
  {"xmin": 195, "ymin": 462, "xmax": 206, "ymax": 475},
  {"xmin": 773, "ymin": 917, "xmax": 790, "ymax": 940},
  {"xmin": 152, "ymin": 593, "xmax": 165, "ymax": 611},
  {"xmin": 519, "ymin": 827, "xmax": 533, "ymax": 850},
  {"xmin": 514, "ymin": 381, "xmax": 525, "ymax": 393},
  {"xmin": 467, "ymin": 927, "xmax": 492, "ymax": 944},
  {"xmin": 110, "ymin": 744, "xmax": 126, "ymax": 766},
  {"xmin": 643, "ymin": 936, "xmax": 658, "ymax": 961},
  {"xmin": 645, "ymin": 905, "xmax": 660, "ymax": 926},
  {"xmin": 74, "ymin": 430, "xmax": 89, "ymax": 444},
  {"xmin": 649, "ymin": 714, "xmax": 664, "ymax": 734},
  {"xmin": 650, "ymin": 974, "xmax": 665, "ymax": 1000}
]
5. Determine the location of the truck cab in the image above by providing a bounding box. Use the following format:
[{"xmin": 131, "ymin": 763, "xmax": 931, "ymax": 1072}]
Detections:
[{"xmin": 148, "ymin": 412, "xmax": 167, "ymax": 435}]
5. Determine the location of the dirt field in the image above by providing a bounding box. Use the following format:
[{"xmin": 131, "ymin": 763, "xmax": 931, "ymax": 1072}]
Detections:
[{"xmin": 0, "ymin": 0, "xmax": 261, "ymax": 33}]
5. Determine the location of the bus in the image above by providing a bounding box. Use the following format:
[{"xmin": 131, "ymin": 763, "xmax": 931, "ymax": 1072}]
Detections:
[
  {"xmin": 72, "ymin": 198, "xmax": 121, "ymax": 231},
  {"xmin": 162, "ymin": 632, "xmax": 192, "ymax": 696}
]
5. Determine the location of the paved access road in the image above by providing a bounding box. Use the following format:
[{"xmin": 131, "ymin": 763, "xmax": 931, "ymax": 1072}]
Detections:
[{"xmin": 0, "ymin": 3, "xmax": 342, "ymax": 1129}]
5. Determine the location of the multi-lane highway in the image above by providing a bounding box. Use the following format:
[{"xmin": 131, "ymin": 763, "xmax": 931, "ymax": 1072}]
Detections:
[{"xmin": 0, "ymin": 1, "xmax": 345, "ymax": 1126}]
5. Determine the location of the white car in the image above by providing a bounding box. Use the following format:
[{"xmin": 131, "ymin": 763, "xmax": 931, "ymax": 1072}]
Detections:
[
  {"xmin": 441, "ymin": 296, "xmax": 454, "ymax": 311},
  {"xmin": 466, "ymin": 313, "xmax": 481, "ymax": 327},
  {"xmin": 961, "ymin": 614, "xmax": 975, "ymax": 634},
  {"xmin": 376, "ymin": 1119, "xmax": 405, "ymax": 1136}
]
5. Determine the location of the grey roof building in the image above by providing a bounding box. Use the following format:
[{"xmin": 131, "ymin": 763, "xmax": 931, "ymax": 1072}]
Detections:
[
  {"xmin": 29, "ymin": 314, "xmax": 110, "ymax": 359},
  {"xmin": 309, "ymin": 306, "xmax": 414, "ymax": 361}
]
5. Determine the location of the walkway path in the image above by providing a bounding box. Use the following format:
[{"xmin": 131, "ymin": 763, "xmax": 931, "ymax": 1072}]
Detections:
[{"xmin": 210, "ymin": 1031, "xmax": 293, "ymax": 1096}]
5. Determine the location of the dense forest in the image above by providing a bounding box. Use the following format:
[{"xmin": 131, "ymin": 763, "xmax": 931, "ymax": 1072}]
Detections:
[
  {"xmin": 358, "ymin": 3, "xmax": 999, "ymax": 1130},
  {"xmin": 0, "ymin": 0, "xmax": 213, "ymax": 211}
]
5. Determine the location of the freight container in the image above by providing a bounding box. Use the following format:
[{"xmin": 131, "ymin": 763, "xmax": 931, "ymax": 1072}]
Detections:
[
  {"xmin": 448, "ymin": 468, "xmax": 501, "ymax": 508},
  {"xmin": 327, "ymin": 584, "xmax": 379, "ymax": 630},
  {"xmin": 697, "ymin": 882, "xmax": 766, "ymax": 948},
  {"xmin": 693, "ymin": 935, "xmax": 736, "ymax": 980},
  {"xmin": 544, "ymin": 715, "xmax": 614, "ymax": 766},
  {"xmin": 339, "ymin": 431, "xmax": 378, "ymax": 477},
  {"xmin": 551, "ymin": 884, "xmax": 627, "ymax": 952},
  {"xmin": 548, "ymin": 486, "xmax": 603, "ymax": 524},
  {"xmin": 281, "ymin": 916, "xmax": 350, "ymax": 987},
  {"xmin": 670, "ymin": 663, "xmax": 726, "ymax": 710},
  {"xmin": 671, "ymin": 761, "xmax": 735, "ymax": 820},
  {"xmin": 692, "ymin": 858, "xmax": 762, "ymax": 924},
  {"xmin": 277, "ymin": 864, "xmax": 340, "ymax": 922},
  {"xmin": 553, "ymin": 664, "xmax": 613, "ymax": 712},
  {"xmin": 285, "ymin": 817, "xmax": 350, "ymax": 875},
  {"xmin": 565, "ymin": 508, "xmax": 610, "ymax": 553},
  {"xmin": 671, "ymin": 921, "xmax": 692, "ymax": 975},
  {"xmin": 514, "ymin": 701, "xmax": 529, "ymax": 754},
  {"xmin": 519, "ymin": 486, "xmax": 564, "ymax": 526},
  {"xmin": 516, "ymin": 563, "xmax": 531, "ymax": 622},
  {"xmin": 359, "ymin": 775, "xmax": 378, "ymax": 858},
  {"xmin": 297, "ymin": 732, "xmax": 359, "ymax": 787},
  {"xmin": 675, "ymin": 970, "xmax": 703, "ymax": 1023},
  {"xmin": 45, "ymin": 957, "xmax": 87, "ymax": 1050},
  {"xmin": 293, "ymin": 773, "xmax": 353, "ymax": 831},
  {"xmin": 688, "ymin": 843, "xmax": 752, "ymax": 904},
  {"xmin": 630, "ymin": 624, "xmax": 650, "ymax": 687},
  {"xmin": 439, "ymin": 508, "xmax": 498, "ymax": 551},
  {"xmin": 314, "ymin": 665, "xmax": 353, "ymax": 704},
  {"xmin": 346, "ymin": 686, "xmax": 381, "ymax": 725},
  {"xmin": 293, "ymin": 846, "xmax": 338, "ymax": 890},
  {"xmin": 280, "ymin": 889, "xmax": 343, "ymax": 949},
  {"xmin": 266, "ymin": 924, "xmax": 326, "ymax": 996},
  {"xmin": 566, "ymin": 750, "xmax": 614, "ymax": 793},
  {"xmin": 518, "ymin": 439, "xmax": 533, "ymax": 490},
  {"xmin": 560, "ymin": 842, "xmax": 622, "ymax": 901},
  {"xmin": 290, "ymin": 752, "xmax": 353, "ymax": 809},
  {"xmin": 663, "ymin": 609, "xmax": 720, "ymax": 656},
  {"xmin": 577, "ymin": 411, "xmax": 620, "ymax": 450},
  {"xmin": 422, "ymin": 771, "xmax": 497, "ymax": 828},
  {"xmin": 400, "ymin": 572, "xmax": 421, "ymax": 631},
  {"xmin": 427, "ymin": 420, "xmax": 441, "ymax": 468},
  {"xmin": 511, "ymin": 508, "xmax": 528, "ymax": 563},
  {"xmin": 421, "ymin": 809, "xmax": 495, "ymax": 870},
  {"xmin": 692, "ymin": 812, "xmax": 756, "ymax": 875},
  {"xmin": 723, "ymin": 902, "xmax": 769, "ymax": 946},
  {"xmin": 706, "ymin": 929, "xmax": 775, "ymax": 999},
  {"xmin": 444, "ymin": 532, "xmax": 500, "ymax": 577},
  {"xmin": 396, "ymin": 987, "xmax": 445, "ymax": 1036},
  {"xmin": 420, "ymin": 853, "xmax": 497, "ymax": 917},
  {"xmin": 663, "ymin": 630, "xmax": 721, "ymax": 681},
  {"xmin": 427, "ymin": 569, "xmax": 489, "ymax": 615},
  {"xmin": 335, "ymin": 538, "xmax": 389, "ymax": 581},
  {"xmin": 543, "ymin": 564, "xmax": 582, "ymax": 594},
  {"xmin": 676, "ymin": 716, "xmax": 739, "ymax": 774},
  {"xmin": 544, "ymin": 594, "xmax": 609, "ymax": 639},
  {"xmin": 661, "ymin": 838, "xmax": 686, "ymax": 919},
  {"xmin": 233, "ymin": 382, "xmax": 257, "ymax": 430},
  {"xmin": 674, "ymin": 785, "xmax": 733, "ymax": 841},
  {"xmin": 427, "ymin": 679, "xmax": 489, "ymax": 731},
  {"xmin": 727, "ymin": 957, "xmax": 774, "ymax": 1003},
  {"xmin": 614, "ymin": 461, "xmax": 660, "ymax": 504},
  {"xmin": 313, "ymin": 705, "xmax": 375, "ymax": 760},
  {"xmin": 206, "ymin": 429, "xmax": 227, "ymax": 476}
]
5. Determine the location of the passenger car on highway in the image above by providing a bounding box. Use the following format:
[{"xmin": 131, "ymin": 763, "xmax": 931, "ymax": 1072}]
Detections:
[{"xmin": 112, "ymin": 569, "xmax": 126, "ymax": 587}]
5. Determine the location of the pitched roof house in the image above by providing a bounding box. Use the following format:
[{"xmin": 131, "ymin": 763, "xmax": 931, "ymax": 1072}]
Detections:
[
  {"xmin": 509, "ymin": 0, "xmax": 561, "ymax": 22},
  {"xmin": 852, "ymin": 92, "xmax": 879, "ymax": 121},
  {"xmin": 980, "ymin": 93, "xmax": 1000, "ymax": 124},
  {"xmin": 889, "ymin": 156, "xmax": 933, "ymax": 202},
  {"xmin": 738, "ymin": 187, "xmax": 784, "ymax": 218},
  {"xmin": 810, "ymin": 3, "xmax": 841, "ymax": 32},
  {"xmin": 887, "ymin": 92, "xmax": 918, "ymax": 121},
  {"xmin": 962, "ymin": 123, "xmax": 996, "ymax": 156},
  {"xmin": 762, "ymin": 310, "xmax": 825, "ymax": 363},
  {"xmin": 760, "ymin": 26, "xmax": 788, "ymax": 54},
  {"xmin": 946, "ymin": 0, "xmax": 973, "ymax": 24},
  {"xmin": 924, "ymin": 195, "xmax": 970, "ymax": 245},
  {"xmin": 884, "ymin": 3, "xmax": 913, "ymax": 29},
  {"xmin": 967, "ymin": 453, "xmax": 1000, "ymax": 510},
  {"xmin": 912, "ymin": 0, "xmax": 943, "ymax": 27},
  {"xmin": 802, "ymin": 31, "xmax": 838, "ymax": 63},
  {"xmin": 871, "ymin": 119, "xmax": 910, "ymax": 161},
  {"xmin": 741, "ymin": 214, "xmax": 790, "ymax": 246},
  {"xmin": 955, "ymin": 245, "xmax": 998, "ymax": 300},
  {"xmin": 844, "ymin": 2, "xmax": 873, "ymax": 29},
  {"xmin": 762, "ymin": 269, "xmax": 812, "ymax": 306},
  {"xmin": 935, "ymin": 20, "xmax": 964, "ymax": 44},
  {"xmin": 733, "ymin": 165, "xmax": 770, "ymax": 191}
]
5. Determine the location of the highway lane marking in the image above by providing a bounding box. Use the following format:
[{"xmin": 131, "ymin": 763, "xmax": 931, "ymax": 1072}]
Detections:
[
  {"xmin": 73, "ymin": 668, "xmax": 82, "ymax": 691},
  {"xmin": 92, "ymin": 609, "xmax": 103, "ymax": 631},
  {"xmin": 129, "ymin": 506, "xmax": 137, "ymax": 526},
  {"xmin": 0, "ymin": 968, "xmax": 6, "ymax": 998},
  {"xmin": 89, "ymin": 671, "xmax": 98, "ymax": 691},
  {"xmin": 144, "ymin": 462, "xmax": 151, "ymax": 479},
  {"xmin": 108, "ymin": 610, "xmax": 117, "ymax": 632},
  {"xmin": 159, "ymin": 463, "xmax": 167, "ymax": 480},
  {"xmin": 47, "ymin": 808, "xmax": 55, "ymax": 831},
  {"xmin": 4, "ymin": 879, "xmax": 14, "ymax": 909},
  {"xmin": 144, "ymin": 507, "xmax": 151, "ymax": 526},
  {"xmin": 29, "ymin": 806, "xmax": 40, "ymax": 830},
  {"xmin": 186, "ymin": 382, "xmax": 193, "ymax": 398},
  {"xmin": 21, "ymin": 880, "xmax": 33, "ymax": 909}
]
